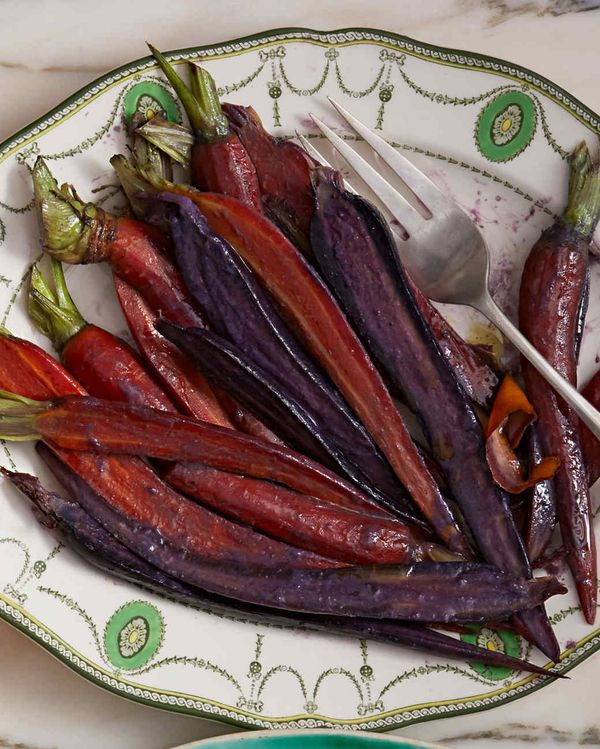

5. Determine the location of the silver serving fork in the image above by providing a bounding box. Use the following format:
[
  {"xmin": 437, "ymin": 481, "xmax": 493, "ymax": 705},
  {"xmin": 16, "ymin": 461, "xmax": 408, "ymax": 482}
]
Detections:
[{"xmin": 307, "ymin": 99, "xmax": 600, "ymax": 440}]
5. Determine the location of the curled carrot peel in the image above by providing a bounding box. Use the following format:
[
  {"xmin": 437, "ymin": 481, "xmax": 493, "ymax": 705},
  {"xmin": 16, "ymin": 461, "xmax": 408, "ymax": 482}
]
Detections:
[{"xmin": 485, "ymin": 375, "xmax": 560, "ymax": 493}]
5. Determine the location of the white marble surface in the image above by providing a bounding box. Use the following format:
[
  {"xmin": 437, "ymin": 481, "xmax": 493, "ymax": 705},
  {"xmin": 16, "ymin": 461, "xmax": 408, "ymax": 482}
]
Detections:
[{"xmin": 1, "ymin": 1, "xmax": 600, "ymax": 747}]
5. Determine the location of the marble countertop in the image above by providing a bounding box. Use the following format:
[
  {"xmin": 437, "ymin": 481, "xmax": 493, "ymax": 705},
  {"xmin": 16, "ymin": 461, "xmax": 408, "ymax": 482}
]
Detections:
[{"xmin": 1, "ymin": 1, "xmax": 600, "ymax": 747}]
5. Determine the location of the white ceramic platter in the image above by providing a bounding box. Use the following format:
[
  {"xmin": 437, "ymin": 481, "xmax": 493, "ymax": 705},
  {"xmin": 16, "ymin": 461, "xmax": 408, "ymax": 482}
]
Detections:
[{"xmin": 0, "ymin": 27, "xmax": 599, "ymax": 732}]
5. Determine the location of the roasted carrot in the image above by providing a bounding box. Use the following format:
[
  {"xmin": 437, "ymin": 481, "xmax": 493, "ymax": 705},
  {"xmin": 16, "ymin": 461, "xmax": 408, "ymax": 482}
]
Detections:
[
  {"xmin": 147, "ymin": 46, "xmax": 262, "ymax": 212},
  {"xmin": 525, "ymin": 426, "xmax": 558, "ymax": 563},
  {"xmin": 165, "ymin": 462, "xmax": 442, "ymax": 565},
  {"xmin": 28, "ymin": 261, "xmax": 177, "ymax": 411},
  {"xmin": 5, "ymin": 458, "xmax": 562, "ymax": 678},
  {"xmin": 580, "ymin": 370, "xmax": 600, "ymax": 485},
  {"xmin": 0, "ymin": 392, "xmax": 411, "ymax": 519},
  {"xmin": 0, "ymin": 332, "xmax": 336, "ymax": 570},
  {"xmin": 223, "ymin": 103, "xmax": 316, "ymax": 252},
  {"xmin": 33, "ymin": 158, "xmax": 204, "ymax": 329},
  {"xmin": 309, "ymin": 166, "xmax": 558, "ymax": 660},
  {"xmin": 113, "ymin": 275, "xmax": 232, "ymax": 426},
  {"xmin": 12, "ymin": 443, "xmax": 569, "ymax": 624},
  {"xmin": 219, "ymin": 105, "xmax": 499, "ymax": 405},
  {"xmin": 519, "ymin": 142, "xmax": 600, "ymax": 623},
  {"xmin": 136, "ymin": 188, "xmax": 468, "ymax": 554}
]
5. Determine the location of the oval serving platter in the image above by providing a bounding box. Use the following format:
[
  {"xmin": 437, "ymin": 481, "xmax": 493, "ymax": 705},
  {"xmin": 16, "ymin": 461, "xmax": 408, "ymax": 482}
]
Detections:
[{"xmin": 0, "ymin": 26, "xmax": 599, "ymax": 732}]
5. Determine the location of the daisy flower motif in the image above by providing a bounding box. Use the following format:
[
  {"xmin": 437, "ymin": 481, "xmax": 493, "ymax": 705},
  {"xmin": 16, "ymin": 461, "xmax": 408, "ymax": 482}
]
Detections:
[
  {"xmin": 476, "ymin": 628, "xmax": 505, "ymax": 654},
  {"xmin": 492, "ymin": 104, "xmax": 522, "ymax": 146},
  {"xmin": 118, "ymin": 616, "xmax": 149, "ymax": 658}
]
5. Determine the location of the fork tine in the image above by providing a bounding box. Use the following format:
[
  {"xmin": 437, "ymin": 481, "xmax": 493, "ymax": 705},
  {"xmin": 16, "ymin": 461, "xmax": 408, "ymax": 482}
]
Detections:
[
  {"xmin": 296, "ymin": 132, "xmax": 358, "ymax": 195},
  {"xmin": 296, "ymin": 132, "xmax": 328, "ymax": 164},
  {"xmin": 310, "ymin": 114, "xmax": 421, "ymax": 236},
  {"xmin": 327, "ymin": 97, "xmax": 450, "ymax": 213}
]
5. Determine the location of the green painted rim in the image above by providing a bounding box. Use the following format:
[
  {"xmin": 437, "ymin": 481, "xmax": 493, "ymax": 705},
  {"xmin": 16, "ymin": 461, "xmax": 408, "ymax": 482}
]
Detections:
[{"xmin": 0, "ymin": 26, "xmax": 599, "ymax": 732}]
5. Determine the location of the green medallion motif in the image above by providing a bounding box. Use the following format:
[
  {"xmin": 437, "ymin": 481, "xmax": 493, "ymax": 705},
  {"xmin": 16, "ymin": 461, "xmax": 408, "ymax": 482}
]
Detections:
[
  {"xmin": 104, "ymin": 600, "xmax": 164, "ymax": 670},
  {"xmin": 460, "ymin": 627, "xmax": 522, "ymax": 681},
  {"xmin": 476, "ymin": 91, "xmax": 537, "ymax": 162},
  {"xmin": 123, "ymin": 81, "xmax": 180, "ymax": 125}
]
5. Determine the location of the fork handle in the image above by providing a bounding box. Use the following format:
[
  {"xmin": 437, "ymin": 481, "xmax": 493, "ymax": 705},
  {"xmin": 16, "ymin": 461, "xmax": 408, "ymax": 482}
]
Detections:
[{"xmin": 477, "ymin": 291, "xmax": 600, "ymax": 441}]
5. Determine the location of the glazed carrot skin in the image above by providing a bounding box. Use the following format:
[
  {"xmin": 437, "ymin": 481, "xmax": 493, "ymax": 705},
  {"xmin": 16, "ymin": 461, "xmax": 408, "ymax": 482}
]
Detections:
[
  {"xmin": 224, "ymin": 103, "xmax": 499, "ymax": 406},
  {"xmin": 309, "ymin": 167, "xmax": 558, "ymax": 661},
  {"xmin": 33, "ymin": 160, "xmax": 280, "ymax": 441},
  {"xmin": 408, "ymin": 280, "xmax": 499, "ymax": 408},
  {"xmin": 525, "ymin": 426, "xmax": 557, "ymax": 564},
  {"xmin": 152, "ymin": 190, "xmax": 468, "ymax": 556},
  {"xmin": 113, "ymin": 276, "xmax": 232, "ymax": 426},
  {"xmin": 519, "ymin": 144, "xmax": 600, "ymax": 624},
  {"xmin": 3, "ymin": 395, "xmax": 406, "ymax": 517},
  {"xmin": 7, "ymin": 458, "xmax": 559, "ymax": 678},
  {"xmin": 62, "ymin": 325, "xmax": 177, "ymax": 411},
  {"xmin": 165, "ymin": 462, "xmax": 432, "ymax": 565},
  {"xmin": 0, "ymin": 333, "xmax": 337, "ymax": 571},
  {"xmin": 0, "ymin": 333, "xmax": 82, "ymax": 401},
  {"xmin": 192, "ymin": 136, "xmax": 262, "ymax": 211}
]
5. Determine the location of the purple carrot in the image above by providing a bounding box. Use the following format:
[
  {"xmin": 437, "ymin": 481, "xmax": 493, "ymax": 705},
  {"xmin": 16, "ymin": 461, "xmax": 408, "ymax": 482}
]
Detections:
[
  {"xmin": 37, "ymin": 441, "xmax": 562, "ymax": 624},
  {"xmin": 310, "ymin": 167, "xmax": 559, "ymax": 660},
  {"xmin": 143, "ymin": 190, "xmax": 415, "ymax": 519},
  {"xmin": 1, "ymin": 460, "xmax": 197, "ymax": 598},
  {"xmin": 525, "ymin": 426, "xmax": 558, "ymax": 563},
  {"xmin": 158, "ymin": 321, "xmax": 422, "ymax": 527},
  {"xmin": 3, "ymin": 460, "xmax": 559, "ymax": 678}
]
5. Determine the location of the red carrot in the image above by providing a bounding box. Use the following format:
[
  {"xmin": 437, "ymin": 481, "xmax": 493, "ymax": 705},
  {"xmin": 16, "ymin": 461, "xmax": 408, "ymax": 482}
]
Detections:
[
  {"xmin": 0, "ymin": 393, "xmax": 420, "ymax": 520},
  {"xmin": 147, "ymin": 46, "xmax": 262, "ymax": 212},
  {"xmin": 0, "ymin": 331, "xmax": 336, "ymax": 570},
  {"xmin": 28, "ymin": 262, "xmax": 176, "ymax": 411},
  {"xmin": 154, "ymin": 189, "xmax": 467, "ymax": 554},
  {"xmin": 519, "ymin": 142, "xmax": 600, "ymax": 623},
  {"xmin": 33, "ymin": 158, "xmax": 204, "ymax": 329},
  {"xmin": 113, "ymin": 275, "xmax": 232, "ymax": 426}
]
